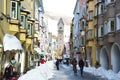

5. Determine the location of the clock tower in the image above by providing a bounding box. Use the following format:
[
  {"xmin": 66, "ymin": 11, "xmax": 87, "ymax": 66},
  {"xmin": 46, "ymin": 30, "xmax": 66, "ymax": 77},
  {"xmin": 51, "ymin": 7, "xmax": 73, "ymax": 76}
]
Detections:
[{"xmin": 57, "ymin": 18, "xmax": 64, "ymax": 58}]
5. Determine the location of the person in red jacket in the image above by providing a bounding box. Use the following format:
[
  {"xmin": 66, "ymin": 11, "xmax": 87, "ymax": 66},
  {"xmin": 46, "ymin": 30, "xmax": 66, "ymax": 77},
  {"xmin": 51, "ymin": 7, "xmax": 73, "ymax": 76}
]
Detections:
[{"xmin": 41, "ymin": 58, "xmax": 46, "ymax": 64}]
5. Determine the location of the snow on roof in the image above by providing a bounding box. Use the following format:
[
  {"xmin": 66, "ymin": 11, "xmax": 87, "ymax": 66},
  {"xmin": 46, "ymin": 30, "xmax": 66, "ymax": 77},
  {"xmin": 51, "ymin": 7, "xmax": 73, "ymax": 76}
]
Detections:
[{"xmin": 3, "ymin": 34, "xmax": 22, "ymax": 51}]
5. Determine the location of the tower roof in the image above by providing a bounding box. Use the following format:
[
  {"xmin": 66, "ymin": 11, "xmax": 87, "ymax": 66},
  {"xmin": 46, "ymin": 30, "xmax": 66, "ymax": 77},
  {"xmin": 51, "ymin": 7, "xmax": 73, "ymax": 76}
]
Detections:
[{"xmin": 58, "ymin": 18, "xmax": 64, "ymax": 25}]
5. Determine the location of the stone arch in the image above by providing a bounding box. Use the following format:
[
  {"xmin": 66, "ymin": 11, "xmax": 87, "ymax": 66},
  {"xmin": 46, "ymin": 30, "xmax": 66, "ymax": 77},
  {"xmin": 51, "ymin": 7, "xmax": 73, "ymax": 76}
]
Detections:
[
  {"xmin": 111, "ymin": 43, "xmax": 120, "ymax": 73},
  {"xmin": 100, "ymin": 46, "xmax": 109, "ymax": 70}
]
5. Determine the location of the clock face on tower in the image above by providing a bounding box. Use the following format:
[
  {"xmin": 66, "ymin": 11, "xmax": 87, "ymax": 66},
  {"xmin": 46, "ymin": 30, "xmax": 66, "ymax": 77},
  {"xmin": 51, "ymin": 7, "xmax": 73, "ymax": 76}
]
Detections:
[{"xmin": 59, "ymin": 27, "xmax": 62, "ymax": 30}]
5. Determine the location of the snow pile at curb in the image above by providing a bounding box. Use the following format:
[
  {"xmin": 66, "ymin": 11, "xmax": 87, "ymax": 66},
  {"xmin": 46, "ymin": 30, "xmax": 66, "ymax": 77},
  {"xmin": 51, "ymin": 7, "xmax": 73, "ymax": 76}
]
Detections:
[
  {"xmin": 84, "ymin": 67, "xmax": 120, "ymax": 80},
  {"xmin": 18, "ymin": 61, "xmax": 54, "ymax": 80}
]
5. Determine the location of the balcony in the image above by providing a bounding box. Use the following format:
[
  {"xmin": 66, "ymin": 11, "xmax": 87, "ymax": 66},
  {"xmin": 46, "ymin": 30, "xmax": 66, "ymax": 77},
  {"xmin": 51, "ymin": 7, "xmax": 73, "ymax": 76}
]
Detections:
[
  {"xmin": 9, "ymin": 23, "xmax": 19, "ymax": 35},
  {"xmin": 26, "ymin": 37, "xmax": 32, "ymax": 49},
  {"xmin": 19, "ymin": 29, "xmax": 26, "ymax": 43},
  {"xmin": 9, "ymin": 19, "xmax": 19, "ymax": 24}
]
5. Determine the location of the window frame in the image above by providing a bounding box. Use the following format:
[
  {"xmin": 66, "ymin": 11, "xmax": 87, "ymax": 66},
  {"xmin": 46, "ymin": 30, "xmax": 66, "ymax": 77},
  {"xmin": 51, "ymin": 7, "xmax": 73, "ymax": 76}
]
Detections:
[
  {"xmin": 104, "ymin": 21, "xmax": 108, "ymax": 35},
  {"xmin": 98, "ymin": 25, "xmax": 104, "ymax": 37},
  {"xmin": 89, "ymin": 11, "xmax": 93, "ymax": 20},
  {"xmin": 27, "ymin": 23, "xmax": 32, "ymax": 35},
  {"xmin": 109, "ymin": 0, "xmax": 115, "ymax": 3},
  {"xmin": 10, "ymin": 1, "xmax": 18, "ymax": 19},
  {"xmin": 35, "ymin": 23, "xmax": 39, "ymax": 31},
  {"xmin": 98, "ymin": 3, "xmax": 103, "ymax": 15},
  {"xmin": 87, "ymin": 30, "xmax": 93, "ymax": 39},
  {"xmin": 20, "ymin": 15, "xmax": 25, "ymax": 29},
  {"xmin": 108, "ymin": 18, "xmax": 115, "ymax": 32},
  {"xmin": 116, "ymin": 14, "xmax": 120, "ymax": 30}
]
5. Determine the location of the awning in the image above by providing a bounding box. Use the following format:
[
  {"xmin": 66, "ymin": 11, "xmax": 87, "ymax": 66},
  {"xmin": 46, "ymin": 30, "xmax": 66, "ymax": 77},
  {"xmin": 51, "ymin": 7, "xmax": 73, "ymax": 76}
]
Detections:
[{"xmin": 3, "ymin": 34, "xmax": 22, "ymax": 51}]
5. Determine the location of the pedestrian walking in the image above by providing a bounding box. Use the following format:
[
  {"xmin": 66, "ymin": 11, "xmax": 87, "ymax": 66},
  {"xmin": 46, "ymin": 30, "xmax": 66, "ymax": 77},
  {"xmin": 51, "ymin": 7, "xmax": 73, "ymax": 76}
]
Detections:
[
  {"xmin": 79, "ymin": 58, "xmax": 84, "ymax": 77},
  {"xmin": 71, "ymin": 58, "xmax": 77, "ymax": 75},
  {"xmin": 3, "ymin": 63, "xmax": 13, "ymax": 80},
  {"xmin": 55, "ymin": 59, "xmax": 59, "ymax": 70},
  {"xmin": 66, "ymin": 59, "xmax": 69, "ymax": 66}
]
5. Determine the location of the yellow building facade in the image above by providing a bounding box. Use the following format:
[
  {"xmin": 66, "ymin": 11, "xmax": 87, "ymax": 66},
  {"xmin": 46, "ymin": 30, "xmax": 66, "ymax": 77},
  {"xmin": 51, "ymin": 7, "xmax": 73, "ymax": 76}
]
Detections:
[
  {"xmin": 0, "ymin": 0, "xmax": 43, "ymax": 78},
  {"xmin": 86, "ymin": 0, "xmax": 97, "ymax": 66},
  {"xmin": 0, "ymin": 0, "xmax": 25, "ymax": 77}
]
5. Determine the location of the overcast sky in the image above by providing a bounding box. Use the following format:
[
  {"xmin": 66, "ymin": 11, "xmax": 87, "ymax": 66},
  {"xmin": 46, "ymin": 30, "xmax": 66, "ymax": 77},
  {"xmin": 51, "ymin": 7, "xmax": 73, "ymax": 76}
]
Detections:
[{"xmin": 43, "ymin": 0, "xmax": 77, "ymax": 41}]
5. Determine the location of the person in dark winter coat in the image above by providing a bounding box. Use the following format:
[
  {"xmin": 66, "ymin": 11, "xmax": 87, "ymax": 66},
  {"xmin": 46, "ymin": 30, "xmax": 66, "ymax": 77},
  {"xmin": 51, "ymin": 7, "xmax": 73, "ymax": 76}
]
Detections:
[
  {"xmin": 55, "ymin": 59, "xmax": 59, "ymax": 70},
  {"xmin": 4, "ymin": 63, "xmax": 13, "ymax": 80},
  {"xmin": 79, "ymin": 58, "xmax": 84, "ymax": 76},
  {"xmin": 71, "ymin": 58, "xmax": 77, "ymax": 75}
]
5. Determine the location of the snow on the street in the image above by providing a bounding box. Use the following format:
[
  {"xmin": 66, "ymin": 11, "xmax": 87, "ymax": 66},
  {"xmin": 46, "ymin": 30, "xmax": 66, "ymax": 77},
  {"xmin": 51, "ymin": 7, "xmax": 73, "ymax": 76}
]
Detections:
[
  {"xmin": 49, "ymin": 64, "xmax": 84, "ymax": 80},
  {"xmin": 18, "ymin": 60, "xmax": 120, "ymax": 80},
  {"xmin": 84, "ymin": 67, "xmax": 120, "ymax": 80},
  {"xmin": 18, "ymin": 61, "xmax": 55, "ymax": 80}
]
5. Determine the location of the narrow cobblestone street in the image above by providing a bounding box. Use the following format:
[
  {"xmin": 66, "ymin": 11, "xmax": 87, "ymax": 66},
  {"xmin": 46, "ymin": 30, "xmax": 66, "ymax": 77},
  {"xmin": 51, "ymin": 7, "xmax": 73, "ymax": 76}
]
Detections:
[
  {"xmin": 48, "ymin": 63, "xmax": 108, "ymax": 80},
  {"xmin": 49, "ymin": 64, "xmax": 85, "ymax": 80}
]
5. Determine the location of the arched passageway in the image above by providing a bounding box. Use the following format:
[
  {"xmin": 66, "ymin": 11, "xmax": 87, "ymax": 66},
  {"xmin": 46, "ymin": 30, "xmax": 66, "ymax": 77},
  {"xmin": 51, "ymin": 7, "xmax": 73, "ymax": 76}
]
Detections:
[
  {"xmin": 111, "ymin": 44, "xmax": 120, "ymax": 73},
  {"xmin": 100, "ymin": 47, "xmax": 109, "ymax": 70}
]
